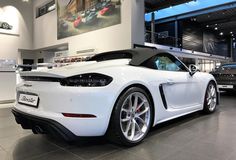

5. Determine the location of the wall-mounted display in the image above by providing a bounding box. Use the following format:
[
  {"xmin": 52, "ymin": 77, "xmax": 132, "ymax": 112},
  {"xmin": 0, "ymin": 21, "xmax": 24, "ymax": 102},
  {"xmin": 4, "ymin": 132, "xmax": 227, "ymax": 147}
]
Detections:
[
  {"xmin": 0, "ymin": 6, "xmax": 19, "ymax": 35},
  {"xmin": 57, "ymin": 0, "xmax": 121, "ymax": 39},
  {"xmin": 0, "ymin": 21, "xmax": 12, "ymax": 30}
]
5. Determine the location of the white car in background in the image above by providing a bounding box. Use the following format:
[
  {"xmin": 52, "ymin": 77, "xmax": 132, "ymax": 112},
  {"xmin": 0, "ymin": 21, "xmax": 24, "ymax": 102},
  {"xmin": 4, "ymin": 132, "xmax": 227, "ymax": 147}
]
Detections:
[{"xmin": 12, "ymin": 48, "xmax": 219, "ymax": 146}]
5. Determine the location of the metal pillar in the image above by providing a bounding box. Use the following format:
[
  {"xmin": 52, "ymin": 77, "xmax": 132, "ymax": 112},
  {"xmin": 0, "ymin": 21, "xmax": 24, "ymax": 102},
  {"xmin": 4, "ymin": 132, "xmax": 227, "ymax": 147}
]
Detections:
[
  {"xmin": 174, "ymin": 20, "xmax": 178, "ymax": 47},
  {"xmin": 230, "ymin": 37, "xmax": 234, "ymax": 62},
  {"xmin": 151, "ymin": 12, "xmax": 155, "ymax": 44}
]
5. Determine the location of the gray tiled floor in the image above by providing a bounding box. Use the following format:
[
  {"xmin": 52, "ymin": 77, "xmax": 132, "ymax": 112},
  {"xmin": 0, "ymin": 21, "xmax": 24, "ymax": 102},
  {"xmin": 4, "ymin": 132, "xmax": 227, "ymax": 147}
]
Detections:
[{"xmin": 1, "ymin": 92, "xmax": 236, "ymax": 160}]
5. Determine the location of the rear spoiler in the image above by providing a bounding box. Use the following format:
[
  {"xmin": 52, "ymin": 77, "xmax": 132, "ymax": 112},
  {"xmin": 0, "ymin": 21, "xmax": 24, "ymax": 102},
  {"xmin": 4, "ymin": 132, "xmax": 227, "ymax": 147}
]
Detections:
[{"xmin": 16, "ymin": 64, "xmax": 53, "ymax": 71}]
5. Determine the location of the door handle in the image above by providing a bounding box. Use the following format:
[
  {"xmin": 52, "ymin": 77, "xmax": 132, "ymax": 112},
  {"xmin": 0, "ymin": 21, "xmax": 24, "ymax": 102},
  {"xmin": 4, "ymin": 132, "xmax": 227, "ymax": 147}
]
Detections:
[{"xmin": 166, "ymin": 79, "xmax": 175, "ymax": 85}]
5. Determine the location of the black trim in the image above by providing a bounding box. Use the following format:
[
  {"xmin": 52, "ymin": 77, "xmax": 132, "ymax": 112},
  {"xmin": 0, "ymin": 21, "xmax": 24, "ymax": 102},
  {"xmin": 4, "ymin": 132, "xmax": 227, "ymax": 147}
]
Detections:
[
  {"xmin": 21, "ymin": 76, "xmax": 61, "ymax": 82},
  {"xmin": 133, "ymin": 44, "xmax": 157, "ymax": 50},
  {"xmin": 217, "ymin": 90, "xmax": 220, "ymax": 105},
  {"xmin": 88, "ymin": 48, "xmax": 167, "ymax": 66},
  {"xmin": 159, "ymin": 84, "xmax": 168, "ymax": 109},
  {"xmin": 12, "ymin": 108, "xmax": 78, "ymax": 141},
  {"xmin": 0, "ymin": 71, "xmax": 15, "ymax": 72}
]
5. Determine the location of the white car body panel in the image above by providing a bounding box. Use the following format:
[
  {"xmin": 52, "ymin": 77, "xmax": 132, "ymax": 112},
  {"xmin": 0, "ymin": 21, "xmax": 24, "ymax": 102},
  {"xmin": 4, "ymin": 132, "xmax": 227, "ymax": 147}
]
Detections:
[{"xmin": 14, "ymin": 58, "xmax": 217, "ymax": 137}]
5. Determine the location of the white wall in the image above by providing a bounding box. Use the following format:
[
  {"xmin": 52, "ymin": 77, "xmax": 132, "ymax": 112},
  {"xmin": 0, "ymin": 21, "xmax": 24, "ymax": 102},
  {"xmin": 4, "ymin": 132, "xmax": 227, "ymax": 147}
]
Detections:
[
  {"xmin": 0, "ymin": 0, "xmax": 33, "ymax": 102},
  {"xmin": 0, "ymin": 0, "xmax": 33, "ymax": 60},
  {"xmin": 0, "ymin": 72, "xmax": 16, "ymax": 102},
  {"xmin": 33, "ymin": 0, "xmax": 145, "ymax": 55}
]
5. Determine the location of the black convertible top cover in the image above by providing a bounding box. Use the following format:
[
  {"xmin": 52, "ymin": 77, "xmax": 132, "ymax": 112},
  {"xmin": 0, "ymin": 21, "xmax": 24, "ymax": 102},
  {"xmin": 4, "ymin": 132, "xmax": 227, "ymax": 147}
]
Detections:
[{"xmin": 88, "ymin": 48, "xmax": 167, "ymax": 66}]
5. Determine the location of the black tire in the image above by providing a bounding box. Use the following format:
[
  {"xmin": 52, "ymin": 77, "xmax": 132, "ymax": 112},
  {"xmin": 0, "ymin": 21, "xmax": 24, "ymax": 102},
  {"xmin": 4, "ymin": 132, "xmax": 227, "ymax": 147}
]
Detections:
[
  {"xmin": 2, "ymin": 23, "xmax": 9, "ymax": 29},
  {"xmin": 107, "ymin": 87, "xmax": 154, "ymax": 146},
  {"xmin": 203, "ymin": 82, "xmax": 217, "ymax": 114}
]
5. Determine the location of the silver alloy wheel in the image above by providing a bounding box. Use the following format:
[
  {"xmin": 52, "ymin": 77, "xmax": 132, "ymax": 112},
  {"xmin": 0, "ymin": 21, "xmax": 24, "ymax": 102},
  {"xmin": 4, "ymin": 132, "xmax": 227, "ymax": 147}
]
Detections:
[
  {"xmin": 206, "ymin": 84, "xmax": 217, "ymax": 111},
  {"xmin": 120, "ymin": 92, "xmax": 151, "ymax": 142}
]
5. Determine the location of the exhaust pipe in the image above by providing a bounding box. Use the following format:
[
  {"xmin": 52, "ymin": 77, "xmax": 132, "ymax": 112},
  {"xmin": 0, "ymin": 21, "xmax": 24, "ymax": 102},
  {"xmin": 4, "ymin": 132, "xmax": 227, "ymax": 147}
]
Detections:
[{"xmin": 32, "ymin": 125, "xmax": 44, "ymax": 134}]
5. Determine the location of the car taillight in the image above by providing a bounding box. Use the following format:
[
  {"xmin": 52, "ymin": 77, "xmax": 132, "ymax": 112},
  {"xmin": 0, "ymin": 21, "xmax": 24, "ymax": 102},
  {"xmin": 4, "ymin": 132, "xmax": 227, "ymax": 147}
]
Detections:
[
  {"xmin": 62, "ymin": 113, "xmax": 96, "ymax": 118},
  {"xmin": 60, "ymin": 73, "xmax": 113, "ymax": 87}
]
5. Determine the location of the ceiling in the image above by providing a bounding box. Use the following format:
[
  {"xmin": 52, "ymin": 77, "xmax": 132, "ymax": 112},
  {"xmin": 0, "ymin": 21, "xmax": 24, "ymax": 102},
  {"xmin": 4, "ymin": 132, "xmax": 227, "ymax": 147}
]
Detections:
[
  {"xmin": 145, "ymin": 0, "xmax": 194, "ymax": 12},
  {"xmin": 192, "ymin": 7, "xmax": 236, "ymax": 37}
]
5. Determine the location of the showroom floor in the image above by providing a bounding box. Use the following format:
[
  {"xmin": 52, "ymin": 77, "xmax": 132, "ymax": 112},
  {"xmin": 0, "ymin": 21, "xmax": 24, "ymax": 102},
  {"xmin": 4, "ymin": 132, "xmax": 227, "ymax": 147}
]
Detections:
[{"xmin": 0, "ymin": 92, "xmax": 236, "ymax": 160}]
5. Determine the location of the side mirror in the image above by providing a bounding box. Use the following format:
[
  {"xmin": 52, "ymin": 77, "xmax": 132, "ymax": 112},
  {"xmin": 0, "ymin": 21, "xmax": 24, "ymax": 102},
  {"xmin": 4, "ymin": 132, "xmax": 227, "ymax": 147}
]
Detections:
[{"xmin": 189, "ymin": 64, "xmax": 199, "ymax": 76}]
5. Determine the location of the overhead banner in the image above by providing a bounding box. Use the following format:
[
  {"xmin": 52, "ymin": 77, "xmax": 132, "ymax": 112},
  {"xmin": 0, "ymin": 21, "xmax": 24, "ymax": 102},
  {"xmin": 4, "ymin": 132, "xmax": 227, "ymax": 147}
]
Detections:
[{"xmin": 57, "ymin": 0, "xmax": 121, "ymax": 39}]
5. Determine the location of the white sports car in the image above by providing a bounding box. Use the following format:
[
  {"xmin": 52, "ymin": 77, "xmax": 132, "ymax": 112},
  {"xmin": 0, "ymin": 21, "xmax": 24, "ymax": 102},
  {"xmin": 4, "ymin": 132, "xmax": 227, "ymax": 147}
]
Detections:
[{"xmin": 12, "ymin": 48, "xmax": 219, "ymax": 146}]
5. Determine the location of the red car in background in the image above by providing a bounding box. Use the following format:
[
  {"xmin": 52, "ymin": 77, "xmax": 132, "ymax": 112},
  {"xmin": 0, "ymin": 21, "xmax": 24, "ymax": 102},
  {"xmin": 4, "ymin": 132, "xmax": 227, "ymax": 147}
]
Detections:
[
  {"xmin": 73, "ymin": 16, "xmax": 82, "ymax": 28},
  {"xmin": 99, "ymin": 4, "xmax": 115, "ymax": 16}
]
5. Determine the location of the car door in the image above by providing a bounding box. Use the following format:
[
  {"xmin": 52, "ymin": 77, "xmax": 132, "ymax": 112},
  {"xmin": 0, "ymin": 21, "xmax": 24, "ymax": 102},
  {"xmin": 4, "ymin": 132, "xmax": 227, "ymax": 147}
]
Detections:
[{"xmin": 153, "ymin": 54, "xmax": 202, "ymax": 110}]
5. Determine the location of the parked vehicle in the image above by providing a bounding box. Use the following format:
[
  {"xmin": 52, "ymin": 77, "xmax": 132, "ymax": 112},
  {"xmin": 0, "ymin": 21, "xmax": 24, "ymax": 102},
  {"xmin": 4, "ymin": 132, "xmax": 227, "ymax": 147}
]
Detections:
[
  {"xmin": 211, "ymin": 63, "xmax": 236, "ymax": 91},
  {"xmin": 99, "ymin": 4, "xmax": 115, "ymax": 16},
  {"xmin": 59, "ymin": 19, "xmax": 68, "ymax": 31},
  {"xmin": 81, "ymin": 11, "xmax": 98, "ymax": 24},
  {"xmin": 73, "ymin": 16, "xmax": 82, "ymax": 28},
  {"xmin": 12, "ymin": 48, "xmax": 219, "ymax": 146}
]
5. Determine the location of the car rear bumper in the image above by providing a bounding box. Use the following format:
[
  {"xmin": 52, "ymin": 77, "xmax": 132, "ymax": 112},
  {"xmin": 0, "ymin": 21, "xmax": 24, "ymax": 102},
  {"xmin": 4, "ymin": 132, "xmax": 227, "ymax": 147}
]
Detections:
[
  {"xmin": 14, "ymin": 81, "xmax": 121, "ymax": 137},
  {"xmin": 12, "ymin": 108, "xmax": 77, "ymax": 141}
]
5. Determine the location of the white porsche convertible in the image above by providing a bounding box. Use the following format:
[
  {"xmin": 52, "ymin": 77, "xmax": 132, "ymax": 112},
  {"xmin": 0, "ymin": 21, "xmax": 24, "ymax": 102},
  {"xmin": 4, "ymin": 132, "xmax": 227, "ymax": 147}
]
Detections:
[{"xmin": 12, "ymin": 48, "xmax": 219, "ymax": 146}]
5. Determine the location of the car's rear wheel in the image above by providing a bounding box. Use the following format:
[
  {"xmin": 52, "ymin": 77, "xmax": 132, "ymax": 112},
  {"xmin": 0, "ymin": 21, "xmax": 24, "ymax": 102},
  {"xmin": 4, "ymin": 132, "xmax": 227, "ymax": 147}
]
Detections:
[
  {"xmin": 107, "ymin": 87, "xmax": 153, "ymax": 146},
  {"xmin": 203, "ymin": 82, "xmax": 217, "ymax": 113}
]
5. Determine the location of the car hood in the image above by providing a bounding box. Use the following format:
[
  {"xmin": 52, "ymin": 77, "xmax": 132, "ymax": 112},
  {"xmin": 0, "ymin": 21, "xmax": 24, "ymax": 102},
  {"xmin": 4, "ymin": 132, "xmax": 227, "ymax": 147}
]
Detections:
[{"xmin": 20, "ymin": 59, "xmax": 130, "ymax": 78}]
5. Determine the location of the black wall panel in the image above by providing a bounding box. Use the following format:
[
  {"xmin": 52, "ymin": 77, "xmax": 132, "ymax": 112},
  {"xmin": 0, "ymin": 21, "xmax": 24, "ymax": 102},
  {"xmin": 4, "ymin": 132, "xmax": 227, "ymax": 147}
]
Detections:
[
  {"xmin": 182, "ymin": 21, "xmax": 203, "ymax": 52},
  {"xmin": 182, "ymin": 20, "xmax": 230, "ymax": 57}
]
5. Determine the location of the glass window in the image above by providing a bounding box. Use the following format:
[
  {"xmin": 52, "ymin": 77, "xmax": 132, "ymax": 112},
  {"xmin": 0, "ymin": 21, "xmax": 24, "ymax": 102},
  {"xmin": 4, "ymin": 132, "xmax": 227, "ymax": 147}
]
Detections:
[
  {"xmin": 36, "ymin": 0, "xmax": 55, "ymax": 18},
  {"xmin": 153, "ymin": 54, "xmax": 188, "ymax": 72}
]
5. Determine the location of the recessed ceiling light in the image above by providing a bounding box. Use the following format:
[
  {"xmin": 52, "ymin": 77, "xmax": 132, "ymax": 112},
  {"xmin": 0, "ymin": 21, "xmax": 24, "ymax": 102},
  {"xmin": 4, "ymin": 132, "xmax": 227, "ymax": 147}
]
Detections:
[
  {"xmin": 230, "ymin": 31, "xmax": 233, "ymax": 34},
  {"xmin": 215, "ymin": 24, "xmax": 218, "ymax": 26},
  {"xmin": 220, "ymin": 32, "xmax": 224, "ymax": 36},
  {"xmin": 206, "ymin": 25, "xmax": 209, "ymax": 28},
  {"xmin": 214, "ymin": 27, "xmax": 218, "ymax": 30}
]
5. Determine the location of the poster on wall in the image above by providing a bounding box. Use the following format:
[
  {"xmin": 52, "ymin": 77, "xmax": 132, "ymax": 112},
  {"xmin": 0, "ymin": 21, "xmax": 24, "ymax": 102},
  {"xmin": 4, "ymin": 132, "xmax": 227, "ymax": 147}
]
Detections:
[
  {"xmin": 57, "ymin": 0, "xmax": 121, "ymax": 39},
  {"xmin": 0, "ymin": 6, "xmax": 19, "ymax": 35}
]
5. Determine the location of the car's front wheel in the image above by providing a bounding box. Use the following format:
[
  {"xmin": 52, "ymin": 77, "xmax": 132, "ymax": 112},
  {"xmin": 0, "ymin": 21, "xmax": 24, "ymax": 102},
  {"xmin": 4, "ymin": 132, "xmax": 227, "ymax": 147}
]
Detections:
[
  {"xmin": 203, "ymin": 82, "xmax": 217, "ymax": 113},
  {"xmin": 108, "ymin": 87, "xmax": 153, "ymax": 146}
]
